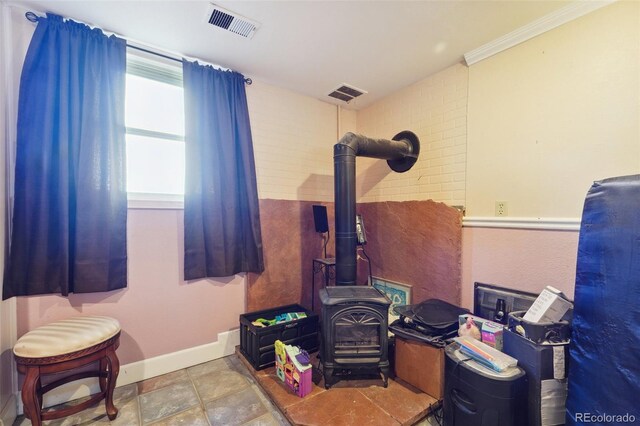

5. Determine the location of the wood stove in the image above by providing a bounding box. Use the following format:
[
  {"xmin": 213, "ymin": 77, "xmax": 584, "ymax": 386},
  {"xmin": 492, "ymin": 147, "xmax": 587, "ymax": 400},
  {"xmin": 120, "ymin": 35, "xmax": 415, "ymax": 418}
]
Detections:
[
  {"xmin": 319, "ymin": 286, "xmax": 391, "ymax": 389},
  {"xmin": 320, "ymin": 131, "xmax": 418, "ymax": 389}
]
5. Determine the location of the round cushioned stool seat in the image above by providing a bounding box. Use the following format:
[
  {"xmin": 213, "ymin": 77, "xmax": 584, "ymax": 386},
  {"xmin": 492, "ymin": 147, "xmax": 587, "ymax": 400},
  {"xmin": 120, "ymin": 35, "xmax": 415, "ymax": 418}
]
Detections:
[
  {"xmin": 14, "ymin": 316, "xmax": 120, "ymax": 358},
  {"xmin": 14, "ymin": 316, "xmax": 121, "ymax": 426}
]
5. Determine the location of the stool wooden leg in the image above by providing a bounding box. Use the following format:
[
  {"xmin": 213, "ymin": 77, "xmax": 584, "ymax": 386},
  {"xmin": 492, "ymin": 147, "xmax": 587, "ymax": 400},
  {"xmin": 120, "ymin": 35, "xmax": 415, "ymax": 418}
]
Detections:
[
  {"xmin": 99, "ymin": 358, "xmax": 108, "ymax": 393},
  {"xmin": 22, "ymin": 366, "xmax": 42, "ymax": 426},
  {"xmin": 105, "ymin": 347, "xmax": 120, "ymax": 420}
]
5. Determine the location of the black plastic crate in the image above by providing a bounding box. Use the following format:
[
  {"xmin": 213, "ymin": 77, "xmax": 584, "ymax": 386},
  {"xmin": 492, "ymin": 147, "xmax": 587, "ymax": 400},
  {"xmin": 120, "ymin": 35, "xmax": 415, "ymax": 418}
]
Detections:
[
  {"xmin": 239, "ymin": 304, "xmax": 319, "ymax": 370},
  {"xmin": 507, "ymin": 310, "xmax": 571, "ymax": 344}
]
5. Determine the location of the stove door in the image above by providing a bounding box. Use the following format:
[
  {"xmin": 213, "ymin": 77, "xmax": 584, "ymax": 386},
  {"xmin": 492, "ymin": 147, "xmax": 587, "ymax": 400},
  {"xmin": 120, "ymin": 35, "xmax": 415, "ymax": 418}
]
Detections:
[{"xmin": 333, "ymin": 308, "xmax": 384, "ymax": 356}]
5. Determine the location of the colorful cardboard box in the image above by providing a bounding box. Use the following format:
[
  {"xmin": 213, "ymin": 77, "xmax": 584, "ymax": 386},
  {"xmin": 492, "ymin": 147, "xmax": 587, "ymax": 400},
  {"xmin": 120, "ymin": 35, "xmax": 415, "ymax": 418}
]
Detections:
[
  {"xmin": 458, "ymin": 314, "xmax": 504, "ymax": 351},
  {"xmin": 274, "ymin": 340, "xmax": 312, "ymax": 397}
]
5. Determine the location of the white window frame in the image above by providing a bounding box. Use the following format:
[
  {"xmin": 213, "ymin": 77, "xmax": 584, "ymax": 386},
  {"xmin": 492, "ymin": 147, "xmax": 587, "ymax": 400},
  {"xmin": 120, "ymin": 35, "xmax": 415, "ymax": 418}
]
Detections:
[{"xmin": 125, "ymin": 51, "xmax": 185, "ymax": 210}]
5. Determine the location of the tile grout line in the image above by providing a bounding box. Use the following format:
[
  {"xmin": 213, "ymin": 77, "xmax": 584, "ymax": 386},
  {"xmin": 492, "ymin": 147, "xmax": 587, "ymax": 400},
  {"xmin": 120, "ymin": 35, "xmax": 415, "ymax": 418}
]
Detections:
[
  {"xmin": 243, "ymin": 371, "xmax": 303, "ymax": 424},
  {"xmin": 136, "ymin": 389, "xmax": 143, "ymax": 426},
  {"xmin": 354, "ymin": 387, "xmax": 401, "ymax": 425},
  {"xmin": 185, "ymin": 368, "xmax": 212, "ymax": 426},
  {"xmin": 230, "ymin": 356, "xmax": 293, "ymax": 426},
  {"xmin": 227, "ymin": 355, "xmax": 294, "ymax": 424},
  {"xmin": 140, "ymin": 370, "xmax": 202, "ymax": 425},
  {"xmin": 188, "ymin": 367, "xmax": 212, "ymax": 426},
  {"xmin": 193, "ymin": 364, "xmax": 270, "ymax": 426}
]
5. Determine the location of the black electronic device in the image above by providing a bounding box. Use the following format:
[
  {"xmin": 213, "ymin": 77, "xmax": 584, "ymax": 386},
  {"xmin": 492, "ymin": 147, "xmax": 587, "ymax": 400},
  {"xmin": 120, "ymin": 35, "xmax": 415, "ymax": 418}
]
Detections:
[
  {"xmin": 356, "ymin": 214, "xmax": 367, "ymax": 245},
  {"xmin": 493, "ymin": 298, "xmax": 507, "ymax": 324},
  {"xmin": 474, "ymin": 282, "xmax": 538, "ymax": 323},
  {"xmin": 312, "ymin": 205, "xmax": 329, "ymax": 233},
  {"xmin": 443, "ymin": 344, "xmax": 527, "ymax": 426}
]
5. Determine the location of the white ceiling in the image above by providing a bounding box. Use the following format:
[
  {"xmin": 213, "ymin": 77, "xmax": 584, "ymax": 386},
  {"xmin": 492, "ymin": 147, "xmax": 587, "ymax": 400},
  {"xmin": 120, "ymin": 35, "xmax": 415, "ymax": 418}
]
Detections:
[{"xmin": 15, "ymin": 0, "xmax": 572, "ymax": 110}]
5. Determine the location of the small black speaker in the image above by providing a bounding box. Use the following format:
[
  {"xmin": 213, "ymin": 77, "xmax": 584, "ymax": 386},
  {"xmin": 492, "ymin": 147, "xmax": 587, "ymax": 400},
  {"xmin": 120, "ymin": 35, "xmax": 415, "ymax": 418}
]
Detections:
[{"xmin": 312, "ymin": 205, "xmax": 329, "ymax": 233}]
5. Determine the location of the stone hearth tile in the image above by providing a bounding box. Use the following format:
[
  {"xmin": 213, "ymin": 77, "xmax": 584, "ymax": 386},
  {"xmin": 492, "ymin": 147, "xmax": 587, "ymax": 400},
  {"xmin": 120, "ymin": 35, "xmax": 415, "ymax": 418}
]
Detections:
[
  {"xmin": 249, "ymin": 384, "xmax": 292, "ymax": 426},
  {"xmin": 358, "ymin": 379, "xmax": 438, "ymax": 425},
  {"xmin": 37, "ymin": 390, "xmax": 141, "ymax": 426},
  {"xmin": 326, "ymin": 375, "xmax": 387, "ymax": 389},
  {"xmin": 285, "ymin": 388, "xmax": 401, "ymax": 426},
  {"xmin": 103, "ymin": 396, "xmax": 141, "ymax": 426},
  {"xmin": 235, "ymin": 348, "xmax": 272, "ymax": 378},
  {"xmin": 114, "ymin": 383, "xmax": 138, "ymax": 405},
  {"xmin": 138, "ymin": 369, "xmax": 190, "ymax": 394},
  {"xmin": 228, "ymin": 353, "xmax": 260, "ymax": 381},
  {"xmin": 192, "ymin": 370, "xmax": 250, "ymax": 402},
  {"xmin": 148, "ymin": 406, "xmax": 209, "ymax": 426},
  {"xmin": 139, "ymin": 381, "xmax": 199, "ymax": 424},
  {"xmin": 187, "ymin": 357, "xmax": 234, "ymax": 378},
  {"xmin": 255, "ymin": 371, "xmax": 325, "ymax": 410},
  {"xmin": 204, "ymin": 387, "xmax": 268, "ymax": 426},
  {"xmin": 39, "ymin": 408, "xmax": 108, "ymax": 426},
  {"xmin": 243, "ymin": 412, "xmax": 284, "ymax": 426}
]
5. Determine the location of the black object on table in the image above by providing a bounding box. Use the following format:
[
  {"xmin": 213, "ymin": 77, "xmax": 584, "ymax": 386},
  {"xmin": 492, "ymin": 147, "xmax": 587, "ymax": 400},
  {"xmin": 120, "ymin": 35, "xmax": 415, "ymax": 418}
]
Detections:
[{"xmin": 311, "ymin": 257, "xmax": 335, "ymax": 311}]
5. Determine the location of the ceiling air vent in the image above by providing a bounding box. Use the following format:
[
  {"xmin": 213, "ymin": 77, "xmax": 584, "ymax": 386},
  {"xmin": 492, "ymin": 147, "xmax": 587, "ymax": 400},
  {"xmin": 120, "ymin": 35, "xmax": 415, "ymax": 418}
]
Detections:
[
  {"xmin": 328, "ymin": 84, "xmax": 368, "ymax": 103},
  {"xmin": 206, "ymin": 4, "xmax": 260, "ymax": 39}
]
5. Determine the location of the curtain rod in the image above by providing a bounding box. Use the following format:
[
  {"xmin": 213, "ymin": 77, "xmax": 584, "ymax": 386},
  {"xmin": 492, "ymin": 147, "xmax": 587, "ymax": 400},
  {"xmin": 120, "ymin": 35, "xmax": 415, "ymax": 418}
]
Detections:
[{"xmin": 24, "ymin": 11, "xmax": 252, "ymax": 85}]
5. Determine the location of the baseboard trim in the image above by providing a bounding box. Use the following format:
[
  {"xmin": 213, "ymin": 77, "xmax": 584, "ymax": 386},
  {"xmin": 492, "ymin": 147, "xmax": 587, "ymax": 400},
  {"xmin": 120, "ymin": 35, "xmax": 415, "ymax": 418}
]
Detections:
[
  {"xmin": 464, "ymin": 0, "xmax": 615, "ymax": 66},
  {"xmin": 18, "ymin": 328, "xmax": 240, "ymax": 413},
  {"xmin": 463, "ymin": 216, "xmax": 581, "ymax": 231},
  {"xmin": 0, "ymin": 394, "xmax": 17, "ymax": 426}
]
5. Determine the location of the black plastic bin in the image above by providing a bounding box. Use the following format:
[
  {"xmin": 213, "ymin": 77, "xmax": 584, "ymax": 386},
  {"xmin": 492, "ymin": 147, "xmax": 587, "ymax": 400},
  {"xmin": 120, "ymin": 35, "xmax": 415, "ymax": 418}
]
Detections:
[
  {"xmin": 507, "ymin": 311, "xmax": 570, "ymax": 344},
  {"xmin": 443, "ymin": 343, "xmax": 527, "ymax": 426},
  {"xmin": 503, "ymin": 328, "xmax": 569, "ymax": 426},
  {"xmin": 239, "ymin": 304, "xmax": 319, "ymax": 370}
]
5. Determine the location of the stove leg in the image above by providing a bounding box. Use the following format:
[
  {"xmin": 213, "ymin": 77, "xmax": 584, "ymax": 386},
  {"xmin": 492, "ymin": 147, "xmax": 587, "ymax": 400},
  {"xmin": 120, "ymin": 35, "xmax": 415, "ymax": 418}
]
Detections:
[
  {"xmin": 380, "ymin": 366, "xmax": 389, "ymax": 388},
  {"xmin": 324, "ymin": 367, "xmax": 334, "ymax": 389}
]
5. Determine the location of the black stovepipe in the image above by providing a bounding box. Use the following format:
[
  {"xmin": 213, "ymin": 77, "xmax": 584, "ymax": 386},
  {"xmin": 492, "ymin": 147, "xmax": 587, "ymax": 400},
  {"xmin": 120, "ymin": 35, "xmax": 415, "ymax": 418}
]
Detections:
[{"xmin": 333, "ymin": 131, "xmax": 420, "ymax": 285}]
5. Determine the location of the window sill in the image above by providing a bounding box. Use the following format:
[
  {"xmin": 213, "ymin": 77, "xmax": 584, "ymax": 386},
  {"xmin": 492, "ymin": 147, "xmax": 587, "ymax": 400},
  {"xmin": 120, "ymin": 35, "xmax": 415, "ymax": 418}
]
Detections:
[{"xmin": 127, "ymin": 193, "xmax": 184, "ymax": 210}]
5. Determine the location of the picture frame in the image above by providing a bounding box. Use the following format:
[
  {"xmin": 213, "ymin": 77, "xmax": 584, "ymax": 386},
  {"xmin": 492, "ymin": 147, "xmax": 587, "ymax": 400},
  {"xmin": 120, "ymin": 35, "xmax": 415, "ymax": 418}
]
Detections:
[{"xmin": 371, "ymin": 276, "xmax": 412, "ymax": 320}]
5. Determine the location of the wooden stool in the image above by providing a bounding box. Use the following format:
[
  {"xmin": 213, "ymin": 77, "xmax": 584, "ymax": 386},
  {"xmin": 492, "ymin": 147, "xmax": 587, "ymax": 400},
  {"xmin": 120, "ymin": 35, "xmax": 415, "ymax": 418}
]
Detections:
[{"xmin": 13, "ymin": 316, "xmax": 121, "ymax": 426}]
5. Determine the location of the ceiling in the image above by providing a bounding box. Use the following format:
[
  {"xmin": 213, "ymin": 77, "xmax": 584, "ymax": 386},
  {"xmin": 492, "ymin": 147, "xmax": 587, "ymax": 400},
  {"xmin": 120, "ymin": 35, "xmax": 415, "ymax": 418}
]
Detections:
[{"xmin": 15, "ymin": 0, "xmax": 572, "ymax": 110}]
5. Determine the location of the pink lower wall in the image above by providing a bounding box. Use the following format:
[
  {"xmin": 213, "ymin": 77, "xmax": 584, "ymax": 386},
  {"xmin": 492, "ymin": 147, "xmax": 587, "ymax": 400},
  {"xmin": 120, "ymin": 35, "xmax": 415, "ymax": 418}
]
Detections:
[
  {"xmin": 461, "ymin": 226, "xmax": 580, "ymax": 310},
  {"xmin": 16, "ymin": 209, "xmax": 246, "ymax": 365}
]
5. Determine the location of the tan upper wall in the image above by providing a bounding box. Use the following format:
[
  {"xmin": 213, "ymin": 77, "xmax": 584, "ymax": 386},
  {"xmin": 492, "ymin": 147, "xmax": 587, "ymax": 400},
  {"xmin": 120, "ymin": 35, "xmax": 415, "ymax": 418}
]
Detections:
[
  {"xmin": 339, "ymin": 107, "xmax": 357, "ymax": 136},
  {"xmin": 466, "ymin": 1, "xmax": 640, "ymax": 218},
  {"xmin": 356, "ymin": 64, "xmax": 468, "ymax": 205},
  {"xmin": 247, "ymin": 82, "xmax": 337, "ymax": 202}
]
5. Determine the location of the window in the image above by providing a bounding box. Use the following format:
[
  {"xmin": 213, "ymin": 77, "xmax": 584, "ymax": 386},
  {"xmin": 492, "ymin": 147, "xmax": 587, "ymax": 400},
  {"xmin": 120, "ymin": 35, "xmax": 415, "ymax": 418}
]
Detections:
[{"xmin": 125, "ymin": 54, "xmax": 185, "ymax": 206}]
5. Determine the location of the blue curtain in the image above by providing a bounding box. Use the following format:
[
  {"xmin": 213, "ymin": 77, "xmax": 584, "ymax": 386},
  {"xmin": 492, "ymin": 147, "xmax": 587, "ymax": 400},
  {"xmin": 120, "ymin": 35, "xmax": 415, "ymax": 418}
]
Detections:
[
  {"xmin": 3, "ymin": 14, "xmax": 127, "ymax": 298},
  {"xmin": 182, "ymin": 60, "xmax": 264, "ymax": 279}
]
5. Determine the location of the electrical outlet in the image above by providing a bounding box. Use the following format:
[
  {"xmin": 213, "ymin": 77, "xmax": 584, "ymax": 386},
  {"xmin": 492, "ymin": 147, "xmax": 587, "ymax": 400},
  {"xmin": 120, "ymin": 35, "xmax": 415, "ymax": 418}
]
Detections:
[{"xmin": 495, "ymin": 201, "xmax": 508, "ymax": 216}]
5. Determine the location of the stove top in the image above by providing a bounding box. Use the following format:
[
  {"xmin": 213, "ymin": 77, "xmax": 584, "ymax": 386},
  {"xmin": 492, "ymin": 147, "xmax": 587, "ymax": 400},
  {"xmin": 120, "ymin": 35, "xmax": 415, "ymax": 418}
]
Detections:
[{"xmin": 319, "ymin": 286, "xmax": 391, "ymax": 306}]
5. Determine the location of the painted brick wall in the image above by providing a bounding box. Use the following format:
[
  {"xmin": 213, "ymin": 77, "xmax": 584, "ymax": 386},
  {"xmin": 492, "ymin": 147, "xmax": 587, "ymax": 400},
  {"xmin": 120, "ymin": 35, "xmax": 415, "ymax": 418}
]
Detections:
[
  {"xmin": 247, "ymin": 81, "xmax": 338, "ymax": 202},
  {"xmin": 355, "ymin": 63, "xmax": 468, "ymax": 205}
]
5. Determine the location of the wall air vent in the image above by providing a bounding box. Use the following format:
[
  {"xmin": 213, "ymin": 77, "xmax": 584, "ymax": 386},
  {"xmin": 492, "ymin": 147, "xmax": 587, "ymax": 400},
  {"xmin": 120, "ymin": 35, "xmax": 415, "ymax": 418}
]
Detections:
[
  {"xmin": 328, "ymin": 83, "xmax": 368, "ymax": 103},
  {"xmin": 206, "ymin": 4, "xmax": 260, "ymax": 39}
]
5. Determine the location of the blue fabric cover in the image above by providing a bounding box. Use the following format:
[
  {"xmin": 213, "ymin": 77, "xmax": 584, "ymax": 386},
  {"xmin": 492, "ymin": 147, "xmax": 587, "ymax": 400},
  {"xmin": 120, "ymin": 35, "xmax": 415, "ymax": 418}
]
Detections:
[
  {"xmin": 566, "ymin": 175, "xmax": 640, "ymax": 424},
  {"xmin": 3, "ymin": 14, "xmax": 127, "ymax": 298}
]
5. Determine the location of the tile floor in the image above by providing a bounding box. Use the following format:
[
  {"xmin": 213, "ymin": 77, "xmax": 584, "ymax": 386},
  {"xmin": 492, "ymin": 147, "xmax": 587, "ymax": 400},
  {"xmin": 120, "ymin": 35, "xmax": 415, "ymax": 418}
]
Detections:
[
  {"xmin": 13, "ymin": 355, "xmax": 290, "ymax": 426},
  {"xmin": 13, "ymin": 353, "xmax": 442, "ymax": 426}
]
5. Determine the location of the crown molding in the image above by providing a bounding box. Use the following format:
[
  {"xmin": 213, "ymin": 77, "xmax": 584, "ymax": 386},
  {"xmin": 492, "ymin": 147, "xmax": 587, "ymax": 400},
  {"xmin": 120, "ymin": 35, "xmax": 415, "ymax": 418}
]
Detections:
[
  {"xmin": 464, "ymin": 0, "xmax": 616, "ymax": 66},
  {"xmin": 463, "ymin": 216, "xmax": 581, "ymax": 231}
]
